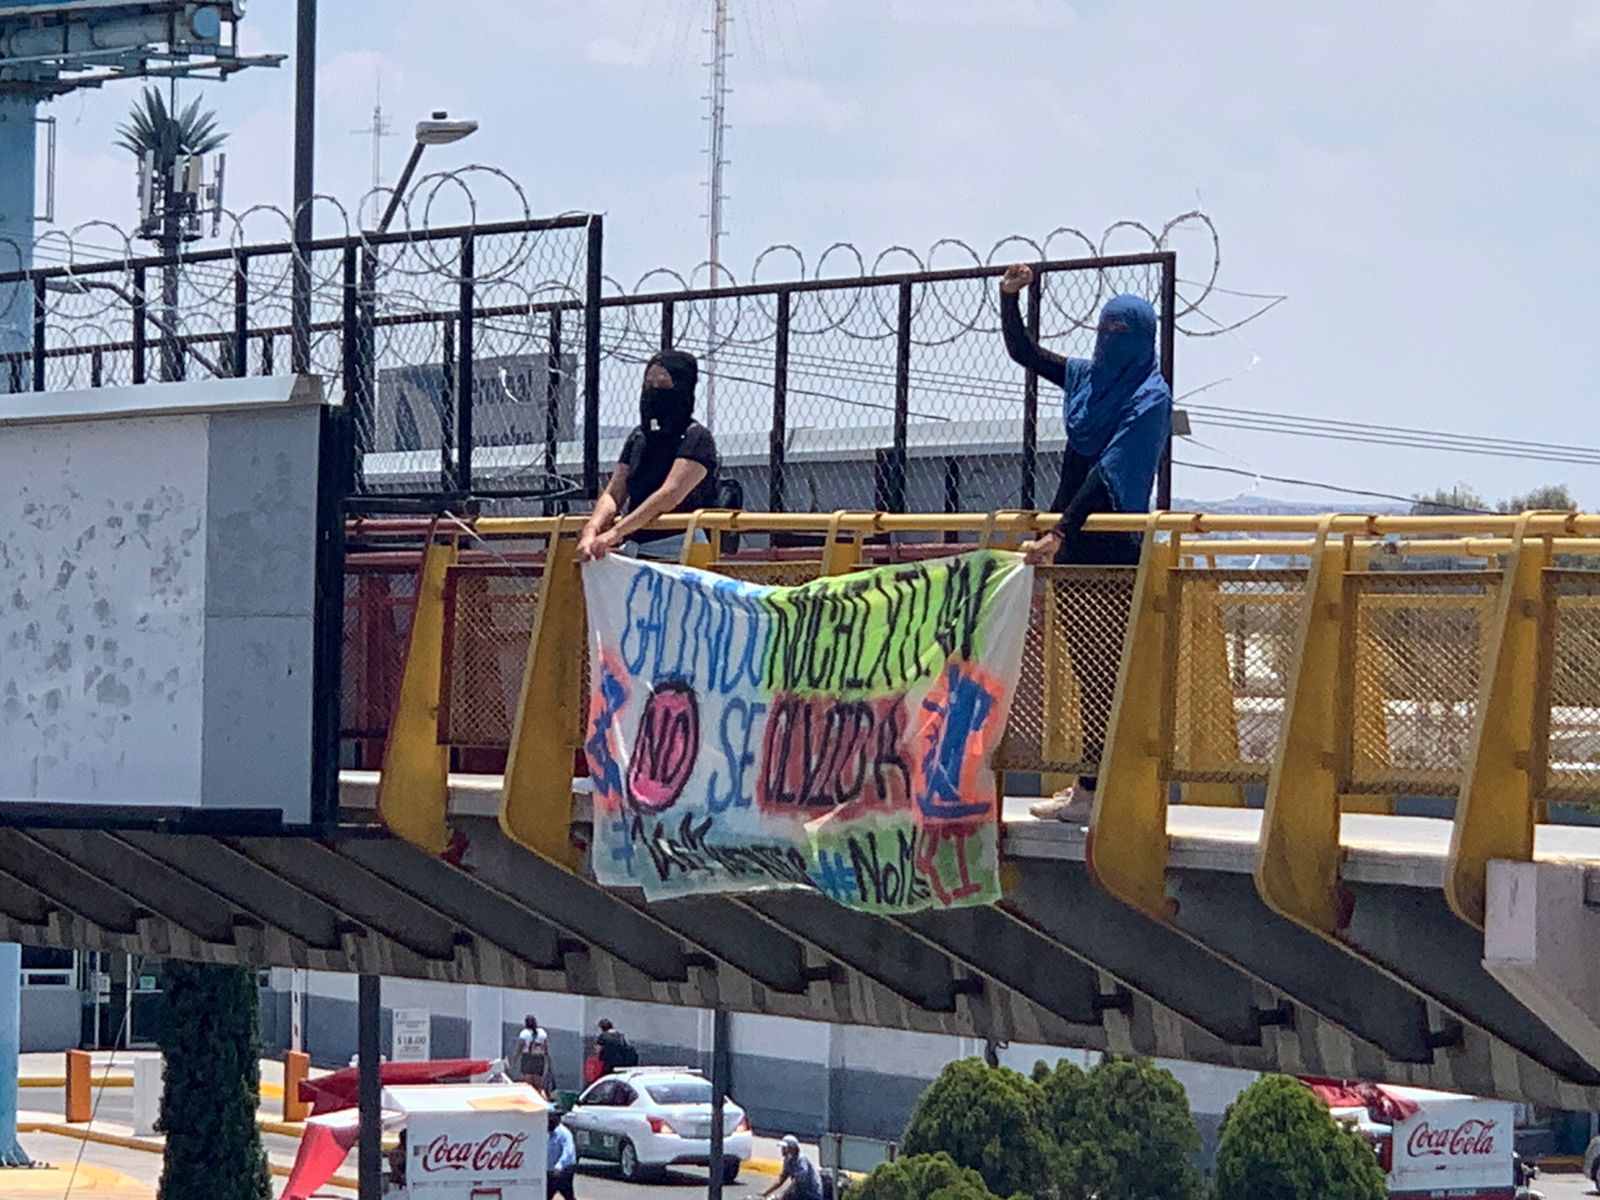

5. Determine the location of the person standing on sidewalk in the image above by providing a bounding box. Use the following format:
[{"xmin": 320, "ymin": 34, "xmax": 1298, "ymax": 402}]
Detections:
[
  {"xmin": 547, "ymin": 1110, "xmax": 578, "ymax": 1200},
  {"xmin": 515, "ymin": 1015, "xmax": 553, "ymax": 1094},
  {"xmin": 999, "ymin": 264, "xmax": 1171, "ymax": 824}
]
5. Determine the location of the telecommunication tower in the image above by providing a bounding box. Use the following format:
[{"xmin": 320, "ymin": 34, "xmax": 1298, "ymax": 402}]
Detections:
[{"xmin": 703, "ymin": 0, "xmax": 729, "ymax": 428}]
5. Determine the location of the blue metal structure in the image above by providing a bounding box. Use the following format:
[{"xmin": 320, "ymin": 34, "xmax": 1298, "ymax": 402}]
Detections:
[{"xmin": 0, "ymin": 2, "xmax": 280, "ymax": 1165}]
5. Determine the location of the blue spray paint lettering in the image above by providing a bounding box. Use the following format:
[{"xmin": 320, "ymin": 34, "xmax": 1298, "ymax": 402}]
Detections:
[
  {"xmin": 585, "ymin": 667, "xmax": 628, "ymax": 803},
  {"xmin": 706, "ymin": 696, "xmax": 766, "ymax": 813},
  {"xmin": 608, "ymin": 817, "xmax": 638, "ymax": 875},
  {"xmin": 810, "ymin": 848, "xmax": 860, "ymax": 903},
  {"xmin": 917, "ymin": 664, "xmax": 995, "ymax": 819},
  {"xmin": 618, "ymin": 565, "xmax": 771, "ymax": 696}
]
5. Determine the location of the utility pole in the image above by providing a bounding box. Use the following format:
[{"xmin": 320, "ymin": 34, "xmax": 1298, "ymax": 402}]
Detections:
[
  {"xmin": 159, "ymin": 82, "xmax": 182, "ymax": 382},
  {"xmin": 291, "ymin": 0, "xmax": 316, "ymax": 374},
  {"xmin": 703, "ymin": 0, "xmax": 730, "ymax": 429}
]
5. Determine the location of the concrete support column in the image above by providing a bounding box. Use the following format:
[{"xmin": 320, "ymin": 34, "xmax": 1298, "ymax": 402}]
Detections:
[
  {"xmin": 1484, "ymin": 860, "xmax": 1600, "ymax": 1067},
  {"xmin": 0, "ymin": 943, "xmax": 27, "ymax": 1165},
  {"xmin": 0, "ymin": 97, "xmax": 34, "ymax": 1167},
  {"xmin": 467, "ymin": 986, "xmax": 502, "ymax": 1064}
]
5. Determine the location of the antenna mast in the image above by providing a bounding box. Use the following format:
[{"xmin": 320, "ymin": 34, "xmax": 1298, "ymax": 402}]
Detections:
[
  {"xmin": 353, "ymin": 71, "xmax": 394, "ymax": 199},
  {"xmin": 704, "ymin": 0, "xmax": 730, "ymax": 428}
]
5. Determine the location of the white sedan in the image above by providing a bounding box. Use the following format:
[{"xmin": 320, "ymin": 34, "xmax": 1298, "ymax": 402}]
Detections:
[{"xmin": 562, "ymin": 1068, "xmax": 753, "ymax": 1184}]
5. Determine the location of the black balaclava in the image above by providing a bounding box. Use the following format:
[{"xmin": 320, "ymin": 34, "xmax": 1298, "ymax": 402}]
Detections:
[{"xmin": 640, "ymin": 350, "xmax": 699, "ymax": 440}]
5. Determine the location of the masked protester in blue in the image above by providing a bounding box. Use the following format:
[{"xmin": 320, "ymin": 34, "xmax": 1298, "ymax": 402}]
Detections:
[
  {"xmin": 1000, "ymin": 264, "xmax": 1172, "ymax": 823},
  {"xmin": 579, "ymin": 350, "xmax": 720, "ymax": 563}
]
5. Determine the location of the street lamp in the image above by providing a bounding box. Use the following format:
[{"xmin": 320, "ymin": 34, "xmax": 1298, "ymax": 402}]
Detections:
[
  {"xmin": 44, "ymin": 276, "xmax": 224, "ymax": 379},
  {"xmin": 375, "ymin": 111, "xmax": 479, "ymax": 234}
]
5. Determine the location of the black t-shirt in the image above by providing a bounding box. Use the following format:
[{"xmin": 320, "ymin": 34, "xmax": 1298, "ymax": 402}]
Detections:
[{"xmin": 619, "ymin": 420, "xmax": 719, "ymax": 520}]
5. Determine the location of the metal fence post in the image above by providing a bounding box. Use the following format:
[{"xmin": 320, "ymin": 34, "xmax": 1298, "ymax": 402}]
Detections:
[
  {"xmin": 131, "ymin": 266, "xmax": 147, "ymax": 385},
  {"xmin": 582, "ymin": 216, "xmax": 603, "ymax": 499},
  {"xmin": 441, "ymin": 316, "xmax": 457, "ymax": 494},
  {"xmin": 355, "ymin": 244, "xmax": 378, "ymax": 490},
  {"xmin": 1022, "ymin": 272, "xmax": 1042, "ymax": 509},
  {"xmin": 341, "ymin": 245, "xmax": 359, "ymax": 408},
  {"xmin": 708, "ymin": 1007, "xmax": 730, "ymax": 1200},
  {"xmin": 544, "ymin": 308, "xmax": 563, "ymax": 515},
  {"xmin": 456, "ymin": 233, "xmax": 475, "ymax": 497},
  {"xmin": 357, "ymin": 974, "xmax": 381, "ymax": 1200},
  {"xmin": 659, "ymin": 299, "xmax": 675, "ymax": 351},
  {"xmin": 232, "ymin": 252, "xmax": 249, "ymax": 379},
  {"xmin": 770, "ymin": 290, "xmax": 790, "ymax": 512},
  {"xmin": 1158, "ymin": 251, "xmax": 1177, "ymax": 509},
  {"xmin": 889, "ymin": 279, "xmax": 912, "ymax": 514},
  {"xmin": 30, "ymin": 275, "xmax": 44, "ymax": 393}
]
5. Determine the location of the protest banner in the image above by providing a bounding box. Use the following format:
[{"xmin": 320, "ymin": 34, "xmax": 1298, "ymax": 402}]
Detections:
[{"xmin": 581, "ymin": 550, "xmax": 1032, "ymax": 914}]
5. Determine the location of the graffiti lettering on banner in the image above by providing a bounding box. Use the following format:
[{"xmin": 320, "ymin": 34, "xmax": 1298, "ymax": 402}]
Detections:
[{"xmin": 580, "ymin": 550, "xmax": 1031, "ymax": 913}]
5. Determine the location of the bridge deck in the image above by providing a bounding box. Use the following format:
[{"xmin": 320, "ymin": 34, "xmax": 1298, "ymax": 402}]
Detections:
[{"xmin": 338, "ymin": 771, "xmax": 1600, "ymax": 890}]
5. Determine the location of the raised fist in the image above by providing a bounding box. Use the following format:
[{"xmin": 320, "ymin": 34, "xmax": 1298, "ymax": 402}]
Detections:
[{"xmin": 999, "ymin": 263, "xmax": 1034, "ymax": 295}]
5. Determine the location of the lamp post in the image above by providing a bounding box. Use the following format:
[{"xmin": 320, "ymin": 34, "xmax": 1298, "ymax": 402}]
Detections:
[
  {"xmin": 375, "ymin": 112, "xmax": 478, "ymax": 235},
  {"xmin": 353, "ymin": 112, "xmax": 478, "ymax": 491}
]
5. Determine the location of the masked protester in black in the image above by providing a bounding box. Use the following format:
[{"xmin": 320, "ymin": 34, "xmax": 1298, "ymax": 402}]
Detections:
[{"xmin": 579, "ymin": 350, "xmax": 720, "ymax": 561}]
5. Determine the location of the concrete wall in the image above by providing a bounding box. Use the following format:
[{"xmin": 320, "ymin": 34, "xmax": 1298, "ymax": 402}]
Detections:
[
  {"xmin": 259, "ymin": 970, "xmax": 1257, "ymax": 1146},
  {"xmin": 20, "ymin": 985, "xmax": 79, "ymax": 1053}
]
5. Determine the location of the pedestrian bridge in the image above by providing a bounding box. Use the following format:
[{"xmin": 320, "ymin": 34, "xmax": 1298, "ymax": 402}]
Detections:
[{"xmin": 5, "ymin": 509, "xmax": 1600, "ymax": 1109}]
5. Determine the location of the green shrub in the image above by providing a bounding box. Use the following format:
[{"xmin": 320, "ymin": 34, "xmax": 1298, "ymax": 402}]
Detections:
[
  {"xmin": 156, "ymin": 963, "xmax": 271, "ymax": 1200},
  {"xmin": 1045, "ymin": 1057, "xmax": 1201, "ymax": 1200},
  {"xmin": 1212, "ymin": 1074, "xmax": 1386, "ymax": 1200},
  {"xmin": 854, "ymin": 1152, "xmax": 1013, "ymax": 1200},
  {"xmin": 900, "ymin": 1059, "xmax": 1054, "ymax": 1199}
]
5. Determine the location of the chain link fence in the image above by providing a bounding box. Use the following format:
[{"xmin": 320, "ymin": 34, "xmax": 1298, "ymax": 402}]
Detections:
[
  {"xmin": 6, "ymin": 227, "xmax": 1173, "ymax": 522},
  {"xmin": 0, "ymin": 215, "xmax": 603, "ymax": 505},
  {"xmin": 1343, "ymin": 571, "xmax": 1503, "ymax": 797},
  {"xmin": 592, "ymin": 255, "xmax": 1172, "ymax": 520}
]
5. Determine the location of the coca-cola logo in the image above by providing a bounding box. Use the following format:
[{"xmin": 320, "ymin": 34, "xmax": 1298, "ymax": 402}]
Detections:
[
  {"xmin": 419, "ymin": 1131, "xmax": 528, "ymax": 1174},
  {"xmin": 1405, "ymin": 1119, "xmax": 1498, "ymax": 1159}
]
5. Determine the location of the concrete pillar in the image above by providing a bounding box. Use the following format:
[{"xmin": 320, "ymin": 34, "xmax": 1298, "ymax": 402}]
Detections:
[
  {"xmin": 0, "ymin": 944, "xmax": 27, "ymax": 1164},
  {"xmin": 0, "ymin": 95, "xmax": 35, "ymax": 354},
  {"xmin": 467, "ymin": 986, "xmax": 503, "ymax": 1064},
  {"xmin": 131, "ymin": 1057, "xmax": 161, "ymax": 1137},
  {"xmin": 284, "ymin": 1051, "xmax": 311, "ymax": 1123},
  {"xmin": 0, "ymin": 92, "xmax": 35, "ymax": 1171},
  {"xmin": 1483, "ymin": 859, "xmax": 1600, "ymax": 1067},
  {"xmin": 64, "ymin": 1049, "xmax": 90, "ymax": 1124}
]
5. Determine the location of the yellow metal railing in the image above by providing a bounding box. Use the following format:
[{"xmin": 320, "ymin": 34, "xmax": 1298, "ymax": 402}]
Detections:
[{"xmin": 366, "ymin": 509, "xmax": 1600, "ymax": 939}]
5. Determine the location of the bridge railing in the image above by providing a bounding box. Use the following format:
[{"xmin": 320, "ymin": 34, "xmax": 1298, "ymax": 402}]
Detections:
[{"xmin": 348, "ymin": 509, "xmax": 1600, "ymax": 926}]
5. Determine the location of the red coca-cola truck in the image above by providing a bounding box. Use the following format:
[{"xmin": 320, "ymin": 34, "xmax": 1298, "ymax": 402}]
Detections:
[{"xmin": 1312, "ymin": 1080, "xmax": 1518, "ymax": 1200}]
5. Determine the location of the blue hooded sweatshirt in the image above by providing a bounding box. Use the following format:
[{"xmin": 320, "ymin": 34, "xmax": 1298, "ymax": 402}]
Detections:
[{"xmin": 1061, "ymin": 294, "xmax": 1172, "ymax": 514}]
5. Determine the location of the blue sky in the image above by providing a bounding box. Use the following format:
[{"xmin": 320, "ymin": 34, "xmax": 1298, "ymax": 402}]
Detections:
[{"xmin": 40, "ymin": 0, "xmax": 1600, "ymax": 507}]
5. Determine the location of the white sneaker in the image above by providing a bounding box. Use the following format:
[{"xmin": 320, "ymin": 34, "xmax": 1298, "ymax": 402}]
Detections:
[{"xmin": 1028, "ymin": 786, "xmax": 1094, "ymax": 824}]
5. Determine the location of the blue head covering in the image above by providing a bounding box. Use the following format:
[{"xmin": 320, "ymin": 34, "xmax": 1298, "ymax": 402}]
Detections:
[{"xmin": 1063, "ymin": 294, "xmax": 1171, "ymax": 514}]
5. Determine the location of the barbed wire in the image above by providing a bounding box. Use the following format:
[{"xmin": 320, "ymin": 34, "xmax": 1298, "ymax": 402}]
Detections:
[
  {"xmin": 0, "ymin": 173, "xmax": 1288, "ymax": 510},
  {"xmin": 0, "ymin": 165, "xmax": 1280, "ymax": 348},
  {"xmin": 610, "ymin": 209, "xmax": 1281, "ymax": 340}
]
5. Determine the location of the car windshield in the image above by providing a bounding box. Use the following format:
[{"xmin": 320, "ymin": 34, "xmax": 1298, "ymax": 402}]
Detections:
[{"xmin": 646, "ymin": 1081, "xmax": 714, "ymax": 1105}]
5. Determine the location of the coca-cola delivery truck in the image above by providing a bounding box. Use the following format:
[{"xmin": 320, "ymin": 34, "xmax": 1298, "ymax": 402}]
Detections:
[{"xmin": 1310, "ymin": 1079, "xmax": 1518, "ymax": 1200}]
